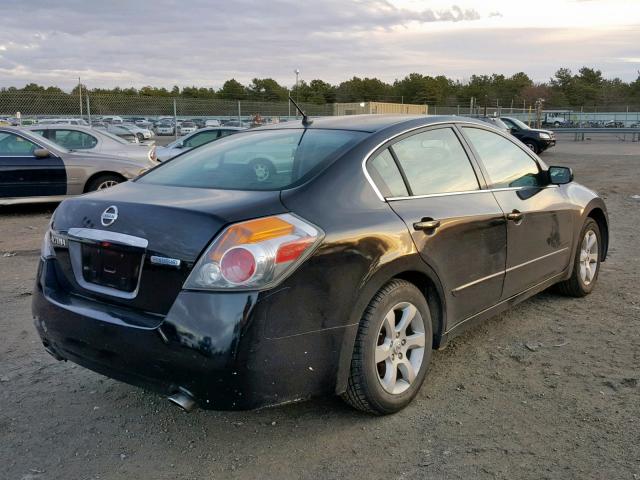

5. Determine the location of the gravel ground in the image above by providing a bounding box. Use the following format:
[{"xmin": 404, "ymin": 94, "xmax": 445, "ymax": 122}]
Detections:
[{"xmin": 1, "ymin": 139, "xmax": 639, "ymax": 480}]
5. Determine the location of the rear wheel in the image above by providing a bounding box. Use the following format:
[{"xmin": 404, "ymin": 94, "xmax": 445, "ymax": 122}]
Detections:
[
  {"xmin": 250, "ymin": 158, "xmax": 275, "ymax": 182},
  {"xmin": 556, "ymin": 218, "xmax": 601, "ymax": 297},
  {"xmin": 524, "ymin": 140, "xmax": 539, "ymax": 154},
  {"xmin": 136, "ymin": 132, "xmax": 145, "ymax": 142},
  {"xmin": 342, "ymin": 279, "xmax": 432, "ymax": 415},
  {"xmin": 86, "ymin": 174, "xmax": 124, "ymax": 192}
]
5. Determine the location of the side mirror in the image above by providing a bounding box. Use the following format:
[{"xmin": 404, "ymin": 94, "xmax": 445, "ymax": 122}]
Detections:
[
  {"xmin": 509, "ymin": 127, "xmax": 518, "ymax": 134},
  {"xmin": 548, "ymin": 166, "xmax": 573, "ymax": 185},
  {"xmin": 175, "ymin": 141, "xmax": 184, "ymax": 149},
  {"xmin": 33, "ymin": 148, "xmax": 50, "ymax": 158}
]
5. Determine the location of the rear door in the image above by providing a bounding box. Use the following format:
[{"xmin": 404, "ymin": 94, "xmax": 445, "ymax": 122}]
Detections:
[
  {"xmin": 368, "ymin": 125, "xmax": 507, "ymax": 325},
  {"xmin": 0, "ymin": 131, "xmax": 66, "ymax": 198},
  {"xmin": 460, "ymin": 126, "xmax": 574, "ymax": 298}
]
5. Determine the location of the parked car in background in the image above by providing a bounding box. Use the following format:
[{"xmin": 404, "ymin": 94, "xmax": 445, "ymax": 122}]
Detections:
[
  {"xmin": 0, "ymin": 126, "xmax": 156, "ymax": 205},
  {"xmin": 500, "ymin": 117, "xmax": 556, "ymax": 154},
  {"xmin": 155, "ymin": 126, "xmax": 244, "ymax": 161},
  {"xmin": 100, "ymin": 116, "xmax": 124, "ymax": 125},
  {"xmin": 604, "ymin": 120, "xmax": 624, "ymax": 128},
  {"xmin": 474, "ymin": 116, "xmax": 511, "ymax": 134},
  {"xmin": 120, "ymin": 124, "xmax": 155, "ymax": 141},
  {"xmin": 154, "ymin": 122, "xmax": 175, "ymax": 136},
  {"xmin": 223, "ymin": 119, "xmax": 252, "ymax": 128},
  {"xmin": 178, "ymin": 121, "xmax": 198, "ymax": 136},
  {"xmin": 38, "ymin": 118, "xmax": 89, "ymax": 126},
  {"xmin": 205, "ymin": 119, "xmax": 221, "ymax": 127},
  {"xmin": 32, "ymin": 115, "xmax": 608, "ymax": 414},
  {"xmin": 542, "ymin": 114, "xmax": 569, "ymax": 127},
  {"xmin": 26, "ymin": 125, "xmax": 157, "ymax": 164},
  {"xmin": 96, "ymin": 124, "xmax": 139, "ymax": 143},
  {"xmin": 188, "ymin": 118, "xmax": 206, "ymax": 129}
]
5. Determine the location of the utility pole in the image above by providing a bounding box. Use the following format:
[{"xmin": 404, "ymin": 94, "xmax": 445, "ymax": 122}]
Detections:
[
  {"xmin": 86, "ymin": 93, "xmax": 92, "ymax": 126},
  {"xmin": 78, "ymin": 77, "xmax": 83, "ymax": 118},
  {"xmin": 294, "ymin": 69, "xmax": 300, "ymax": 118}
]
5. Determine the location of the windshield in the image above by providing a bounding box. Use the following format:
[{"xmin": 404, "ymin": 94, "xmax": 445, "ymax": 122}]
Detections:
[
  {"xmin": 504, "ymin": 117, "xmax": 529, "ymax": 130},
  {"xmin": 137, "ymin": 128, "xmax": 366, "ymax": 191}
]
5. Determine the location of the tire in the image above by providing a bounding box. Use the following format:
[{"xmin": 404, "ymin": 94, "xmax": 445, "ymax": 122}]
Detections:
[
  {"xmin": 86, "ymin": 174, "xmax": 124, "ymax": 192},
  {"xmin": 342, "ymin": 279, "xmax": 433, "ymax": 415},
  {"xmin": 136, "ymin": 133, "xmax": 145, "ymax": 142},
  {"xmin": 524, "ymin": 141, "xmax": 539, "ymax": 154},
  {"xmin": 250, "ymin": 158, "xmax": 276, "ymax": 182},
  {"xmin": 555, "ymin": 218, "xmax": 601, "ymax": 297}
]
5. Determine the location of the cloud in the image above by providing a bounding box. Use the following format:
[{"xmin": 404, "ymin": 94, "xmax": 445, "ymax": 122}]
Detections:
[{"xmin": 0, "ymin": 0, "xmax": 637, "ymax": 90}]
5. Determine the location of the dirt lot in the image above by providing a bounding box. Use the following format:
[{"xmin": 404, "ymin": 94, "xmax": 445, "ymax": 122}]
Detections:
[{"xmin": 1, "ymin": 139, "xmax": 639, "ymax": 480}]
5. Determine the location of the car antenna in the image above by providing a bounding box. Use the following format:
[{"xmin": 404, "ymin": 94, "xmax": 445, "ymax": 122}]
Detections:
[{"xmin": 288, "ymin": 96, "xmax": 313, "ymax": 127}]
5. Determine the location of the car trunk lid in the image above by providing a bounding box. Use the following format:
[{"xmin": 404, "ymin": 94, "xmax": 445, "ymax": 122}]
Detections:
[{"xmin": 49, "ymin": 181, "xmax": 286, "ymax": 315}]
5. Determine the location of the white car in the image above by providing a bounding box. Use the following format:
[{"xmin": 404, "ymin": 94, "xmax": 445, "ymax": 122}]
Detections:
[
  {"xmin": 154, "ymin": 122, "xmax": 175, "ymax": 135},
  {"xmin": 155, "ymin": 127, "xmax": 243, "ymax": 161},
  {"xmin": 178, "ymin": 121, "xmax": 198, "ymax": 136},
  {"xmin": 26, "ymin": 125, "xmax": 157, "ymax": 164},
  {"xmin": 204, "ymin": 119, "xmax": 221, "ymax": 127},
  {"xmin": 121, "ymin": 123, "xmax": 155, "ymax": 141},
  {"xmin": 100, "ymin": 116, "xmax": 124, "ymax": 125}
]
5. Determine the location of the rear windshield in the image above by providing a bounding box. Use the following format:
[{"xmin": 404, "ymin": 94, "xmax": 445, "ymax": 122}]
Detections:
[{"xmin": 137, "ymin": 128, "xmax": 366, "ymax": 191}]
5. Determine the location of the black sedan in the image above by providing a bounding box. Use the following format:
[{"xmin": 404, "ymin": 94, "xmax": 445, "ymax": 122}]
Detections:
[{"xmin": 32, "ymin": 115, "xmax": 608, "ymax": 414}]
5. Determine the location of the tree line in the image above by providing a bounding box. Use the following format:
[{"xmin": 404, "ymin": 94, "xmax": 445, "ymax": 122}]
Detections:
[{"xmin": 2, "ymin": 67, "xmax": 640, "ymax": 108}]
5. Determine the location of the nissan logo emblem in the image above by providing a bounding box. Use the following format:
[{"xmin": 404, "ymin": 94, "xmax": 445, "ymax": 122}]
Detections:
[{"xmin": 101, "ymin": 206, "xmax": 118, "ymax": 227}]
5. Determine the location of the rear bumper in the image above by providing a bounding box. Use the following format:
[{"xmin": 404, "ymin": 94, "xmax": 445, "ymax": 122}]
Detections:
[{"xmin": 32, "ymin": 258, "xmax": 354, "ymax": 409}]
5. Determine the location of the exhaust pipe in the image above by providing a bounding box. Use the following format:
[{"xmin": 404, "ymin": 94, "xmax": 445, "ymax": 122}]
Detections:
[{"xmin": 168, "ymin": 387, "xmax": 197, "ymax": 412}]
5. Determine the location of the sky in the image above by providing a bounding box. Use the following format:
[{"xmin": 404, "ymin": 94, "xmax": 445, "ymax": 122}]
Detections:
[{"xmin": 0, "ymin": 0, "xmax": 639, "ymax": 90}]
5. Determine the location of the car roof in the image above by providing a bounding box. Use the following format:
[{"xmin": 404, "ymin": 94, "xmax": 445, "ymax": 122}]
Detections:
[{"xmin": 258, "ymin": 115, "xmax": 488, "ymax": 133}]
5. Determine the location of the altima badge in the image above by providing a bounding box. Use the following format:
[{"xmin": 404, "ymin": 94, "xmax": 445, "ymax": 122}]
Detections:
[{"xmin": 100, "ymin": 206, "xmax": 118, "ymax": 227}]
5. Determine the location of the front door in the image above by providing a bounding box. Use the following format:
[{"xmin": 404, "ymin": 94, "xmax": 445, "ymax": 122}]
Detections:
[
  {"xmin": 368, "ymin": 126, "xmax": 507, "ymax": 325},
  {"xmin": 461, "ymin": 126, "xmax": 574, "ymax": 299},
  {"xmin": 0, "ymin": 131, "xmax": 66, "ymax": 198}
]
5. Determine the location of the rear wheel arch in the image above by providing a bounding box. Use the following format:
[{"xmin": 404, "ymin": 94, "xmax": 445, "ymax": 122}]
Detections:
[
  {"xmin": 83, "ymin": 171, "xmax": 127, "ymax": 193},
  {"xmin": 335, "ymin": 259, "xmax": 447, "ymax": 396},
  {"xmin": 393, "ymin": 270, "xmax": 445, "ymax": 349}
]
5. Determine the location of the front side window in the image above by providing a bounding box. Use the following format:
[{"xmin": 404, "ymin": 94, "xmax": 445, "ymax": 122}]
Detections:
[
  {"xmin": 368, "ymin": 149, "xmax": 408, "ymax": 197},
  {"xmin": 391, "ymin": 127, "xmax": 479, "ymax": 196},
  {"xmin": 462, "ymin": 127, "xmax": 542, "ymax": 188},
  {"xmin": 50, "ymin": 129, "xmax": 97, "ymax": 150},
  {"xmin": 138, "ymin": 129, "xmax": 366, "ymax": 191},
  {"xmin": 0, "ymin": 132, "xmax": 39, "ymax": 155}
]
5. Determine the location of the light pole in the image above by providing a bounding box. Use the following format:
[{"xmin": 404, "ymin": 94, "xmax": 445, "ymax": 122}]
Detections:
[{"xmin": 294, "ymin": 69, "xmax": 300, "ymax": 118}]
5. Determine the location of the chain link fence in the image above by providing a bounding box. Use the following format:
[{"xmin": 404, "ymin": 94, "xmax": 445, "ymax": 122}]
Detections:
[{"xmin": 1, "ymin": 91, "xmax": 639, "ymax": 128}]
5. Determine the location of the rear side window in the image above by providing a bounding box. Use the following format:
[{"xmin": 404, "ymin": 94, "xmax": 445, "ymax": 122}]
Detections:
[
  {"xmin": 368, "ymin": 149, "xmax": 408, "ymax": 197},
  {"xmin": 391, "ymin": 128, "xmax": 479, "ymax": 195},
  {"xmin": 50, "ymin": 129, "xmax": 97, "ymax": 150},
  {"xmin": 138, "ymin": 129, "xmax": 366, "ymax": 191},
  {"xmin": 462, "ymin": 127, "xmax": 542, "ymax": 188}
]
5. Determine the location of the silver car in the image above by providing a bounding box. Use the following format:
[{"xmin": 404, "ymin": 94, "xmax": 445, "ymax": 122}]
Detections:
[
  {"xmin": 26, "ymin": 125, "xmax": 157, "ymax": 164},
  {"xmin": 156, "ymin": 126, "xmax": 244, "ymax": 161},
  {"xmin": 0, "ymin": 127, "xmax": 156, "ymax": 205}
]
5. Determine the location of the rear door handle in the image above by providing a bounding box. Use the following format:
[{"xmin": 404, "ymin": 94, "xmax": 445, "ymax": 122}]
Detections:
[
  {"xmin": 506, "ymin": 211, "xmax": 524, "ymax": 222},
  {"xmin": 413, "ymin": 219, "xmax": 441, "ymax": 231}
]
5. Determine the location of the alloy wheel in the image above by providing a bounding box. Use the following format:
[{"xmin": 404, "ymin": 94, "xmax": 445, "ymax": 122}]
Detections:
[
  {"xmin": 579, "ymin": 229, "xmax": 598, "ymax": 285},
  {"xmin": 253, "ymin": 163, "xmax": 270, "ymax": 182},
  {"xmin": 97, "ymin": 180, "xmax": 119, "ymax": 190},
  {"xmin": 375, "ymin": 301, "xmax": 426, "ymax": 395}
]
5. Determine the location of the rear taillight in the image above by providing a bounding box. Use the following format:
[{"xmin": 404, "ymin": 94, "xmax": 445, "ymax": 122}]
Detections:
[
  {"xmin": 149, "ymin": 146, "xmax": 157, "ymax": 162},
  {"xmin": 184, "ymin": 213, "xmax": 323, "ymax": 290}
]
